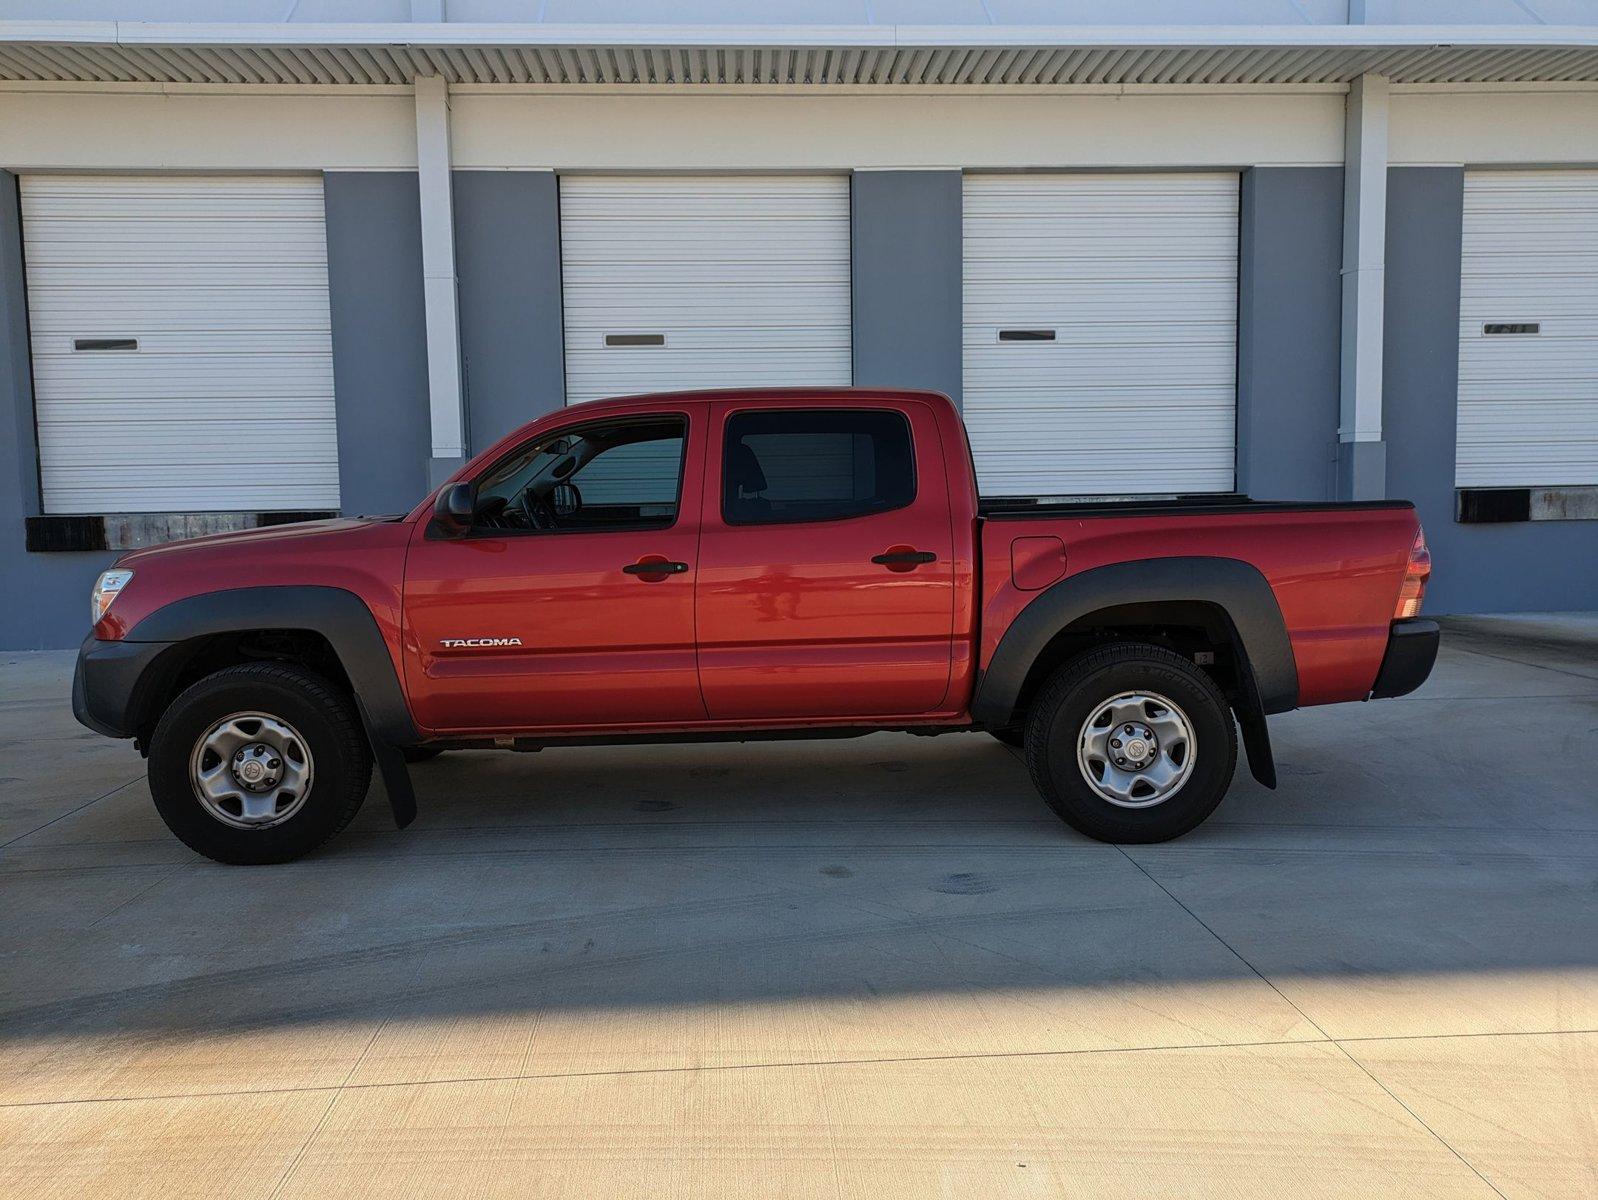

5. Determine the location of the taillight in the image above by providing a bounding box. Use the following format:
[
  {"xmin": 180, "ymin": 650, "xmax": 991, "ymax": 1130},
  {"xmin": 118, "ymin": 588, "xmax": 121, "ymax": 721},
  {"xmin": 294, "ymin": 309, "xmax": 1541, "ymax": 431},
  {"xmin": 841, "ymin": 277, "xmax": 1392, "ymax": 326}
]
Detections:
[{"xmin": 1394, "ymin": 527, "xmax": 1431, "ymax": 620}]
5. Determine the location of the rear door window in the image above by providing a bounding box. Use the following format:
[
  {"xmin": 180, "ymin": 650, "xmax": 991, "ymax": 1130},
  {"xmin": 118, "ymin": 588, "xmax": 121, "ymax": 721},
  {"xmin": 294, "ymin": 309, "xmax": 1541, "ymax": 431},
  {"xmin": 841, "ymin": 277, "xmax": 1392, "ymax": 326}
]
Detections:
[{"xmin": 722, "ymin": 409, "xmax": 916, "ymax": 525}]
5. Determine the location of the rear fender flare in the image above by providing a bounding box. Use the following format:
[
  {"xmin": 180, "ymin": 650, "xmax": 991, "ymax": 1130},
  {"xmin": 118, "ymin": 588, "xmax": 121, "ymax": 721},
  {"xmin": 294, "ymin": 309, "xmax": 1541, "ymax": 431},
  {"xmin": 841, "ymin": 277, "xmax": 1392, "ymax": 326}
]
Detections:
[{"xmin": 972, "ymin": 558, "xmax": 1299, "ymax": 776}]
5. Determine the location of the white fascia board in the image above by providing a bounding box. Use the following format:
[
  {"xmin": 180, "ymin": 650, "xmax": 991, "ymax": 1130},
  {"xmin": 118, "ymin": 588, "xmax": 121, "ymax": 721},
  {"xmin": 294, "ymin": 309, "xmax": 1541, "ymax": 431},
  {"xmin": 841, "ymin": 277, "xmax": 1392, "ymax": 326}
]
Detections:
[
  {"xmin": 0, "ymin": 22, "xmax": 120, "ymax": 41},
  {"xmin": 5, "ymin": 21, "xmax": 1598, "ymax": 51}
]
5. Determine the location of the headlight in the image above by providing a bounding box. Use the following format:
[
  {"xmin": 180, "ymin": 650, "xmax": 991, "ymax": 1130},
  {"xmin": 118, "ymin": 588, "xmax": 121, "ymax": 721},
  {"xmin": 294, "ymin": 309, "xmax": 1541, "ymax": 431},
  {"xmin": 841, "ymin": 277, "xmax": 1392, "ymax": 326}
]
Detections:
[{"xmin": 91, "ymin": 569, "xmax": 134, "ymax": 625}]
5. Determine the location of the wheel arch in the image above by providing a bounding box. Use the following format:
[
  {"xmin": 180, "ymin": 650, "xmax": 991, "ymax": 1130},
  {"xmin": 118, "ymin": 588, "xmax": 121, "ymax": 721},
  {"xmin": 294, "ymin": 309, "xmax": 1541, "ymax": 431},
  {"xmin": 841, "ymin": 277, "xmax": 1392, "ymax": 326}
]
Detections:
[
  {"xmin": 973, "ymin": 558, "xmax": 1298, "ymax": 780},
  {"xmin": 124, "ymin": 586, "xmax": 418, "ymax": 747}
]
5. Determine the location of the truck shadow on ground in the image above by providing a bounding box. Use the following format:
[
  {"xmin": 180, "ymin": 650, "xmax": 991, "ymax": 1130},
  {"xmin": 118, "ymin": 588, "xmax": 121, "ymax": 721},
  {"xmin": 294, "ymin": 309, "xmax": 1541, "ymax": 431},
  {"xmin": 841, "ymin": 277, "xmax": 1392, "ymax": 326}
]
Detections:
[{"xmin": 1, "ymin": 619, "xmax": 1596, "ymax": 1078}]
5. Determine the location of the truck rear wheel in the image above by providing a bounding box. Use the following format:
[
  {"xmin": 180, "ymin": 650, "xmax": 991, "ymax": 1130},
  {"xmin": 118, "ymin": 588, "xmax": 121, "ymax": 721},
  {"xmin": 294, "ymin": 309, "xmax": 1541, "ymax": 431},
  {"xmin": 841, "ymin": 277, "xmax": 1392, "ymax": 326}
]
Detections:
[
  {"xmin": 147, "ymin": 663, "xmax": 373, "ymax": 864},
  {"xmin": 1024, "ymin": 643, "xmax": 1236, "ymax": 844}
]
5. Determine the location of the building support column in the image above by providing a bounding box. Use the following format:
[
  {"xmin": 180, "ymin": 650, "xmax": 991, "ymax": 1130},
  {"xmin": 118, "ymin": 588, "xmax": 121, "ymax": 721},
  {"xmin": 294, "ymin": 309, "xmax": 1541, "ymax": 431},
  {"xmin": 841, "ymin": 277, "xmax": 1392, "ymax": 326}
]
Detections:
[
  {"xmin": 850, "ymin": 170, "xmax": 963, "ymax": 406},
  {"xmin": 1337, "ymin": 72, "xmax": 1389, "ymax": 499},
  {"xmin": 1236, "ymin": 168, "xmax": 1344, "ymax": 501},
  {"xmin": 414, "ymin": 74, "xmax": 467, "ymax": 482},
  {"xmin": 325, "ymin": 173, "xmax": 431, "ymax": 515},
  {"xmin": 453, "ymin": 170, "xmax": 566, "ymax": 448}
]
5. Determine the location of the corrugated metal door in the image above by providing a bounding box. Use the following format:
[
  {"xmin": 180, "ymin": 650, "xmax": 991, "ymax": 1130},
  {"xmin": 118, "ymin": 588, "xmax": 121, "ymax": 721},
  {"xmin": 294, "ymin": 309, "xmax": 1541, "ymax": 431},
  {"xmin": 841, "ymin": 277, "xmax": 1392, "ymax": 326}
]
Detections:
[
  {"xmin": 559, "ymin": 175, "xmax": 851, "ymax": 406},
  {"xmin": 21, "ymin": 174, "xmax": 339, "ymax": 513},
  {"xmin": 1458, "ymin": 170, "xmax": 1598, "ymax": 487},
  {"xmin": 962, "ymin": 173, "xmax": 1239, "ymax": 496}
]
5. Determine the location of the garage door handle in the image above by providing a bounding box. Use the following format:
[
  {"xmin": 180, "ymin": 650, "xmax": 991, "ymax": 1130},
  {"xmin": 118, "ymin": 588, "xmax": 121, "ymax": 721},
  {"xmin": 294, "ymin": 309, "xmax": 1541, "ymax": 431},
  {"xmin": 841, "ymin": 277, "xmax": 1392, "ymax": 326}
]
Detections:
[
  {"xmin": 623, "ymin": 560, "xmax": 689, "ymax": 576},
  {"xmin": 871, "ymin": 550, "xmax": 937, "ymax": 566}
]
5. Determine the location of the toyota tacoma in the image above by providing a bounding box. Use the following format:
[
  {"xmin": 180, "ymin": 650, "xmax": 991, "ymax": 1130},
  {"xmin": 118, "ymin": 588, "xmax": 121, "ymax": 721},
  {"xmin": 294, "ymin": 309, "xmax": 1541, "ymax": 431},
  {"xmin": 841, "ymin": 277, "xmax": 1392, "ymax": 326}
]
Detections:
[{"xmin": 73, "ymin": 388, "xmax": 1438, "ymax": 863}]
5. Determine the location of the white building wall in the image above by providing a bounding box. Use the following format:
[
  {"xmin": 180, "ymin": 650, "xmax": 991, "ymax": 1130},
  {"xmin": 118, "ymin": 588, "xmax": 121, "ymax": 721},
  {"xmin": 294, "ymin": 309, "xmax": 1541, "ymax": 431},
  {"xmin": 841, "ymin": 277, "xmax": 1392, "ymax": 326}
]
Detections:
[
  {"xmin": 0, "ymin": 86, "xmax": 417, "ymax": 171},
  {"xmin": 1389, "ymin": 86, "xmax": 1598, "ymax": 166},
  {"xmin": 450, "ymin": 90, "xmax": 1346, "ymax": 170},
  {"xmin": 0, "ymin": 84, "xmax": 1348, "ymax": 173},
  {"xmin": 4, "ymin": 83, "xmax": 1596, "ymax": 176}
]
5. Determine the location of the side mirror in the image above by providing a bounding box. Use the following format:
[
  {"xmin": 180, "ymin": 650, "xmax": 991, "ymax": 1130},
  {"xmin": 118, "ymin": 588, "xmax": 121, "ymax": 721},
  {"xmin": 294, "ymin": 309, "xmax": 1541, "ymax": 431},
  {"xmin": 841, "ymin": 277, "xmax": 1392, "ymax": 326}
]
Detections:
[{"xmin": 432, "ymin": 482, "xmax": 476, "ymax": 537}]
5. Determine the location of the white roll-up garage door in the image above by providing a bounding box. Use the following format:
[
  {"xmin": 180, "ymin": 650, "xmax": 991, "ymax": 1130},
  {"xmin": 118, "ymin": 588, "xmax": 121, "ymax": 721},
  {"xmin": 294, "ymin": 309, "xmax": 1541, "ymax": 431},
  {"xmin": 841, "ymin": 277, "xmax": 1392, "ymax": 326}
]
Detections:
[
  {"xmin": 1458, "ymin": 170, "xmax": 1598, "ymax": 487},
  {"xmin": 963, "ymin": 173, "xmax": 1239, "ymax": 497},
  {"xmin": 21, "ymin": 175, "xmax": 339, "ymax": 514},
  {"xmin": 559, "ymin": 175, "xmax": 851, "ymax": 406}
]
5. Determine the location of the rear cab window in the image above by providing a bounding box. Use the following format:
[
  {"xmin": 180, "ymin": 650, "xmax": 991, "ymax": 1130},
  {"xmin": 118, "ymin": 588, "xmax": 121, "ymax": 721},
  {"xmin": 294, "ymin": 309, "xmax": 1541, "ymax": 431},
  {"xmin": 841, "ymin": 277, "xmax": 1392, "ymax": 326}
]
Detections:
[{"xmin": 722, "ymin": 408, "xmax": 916, "ymax": 525}]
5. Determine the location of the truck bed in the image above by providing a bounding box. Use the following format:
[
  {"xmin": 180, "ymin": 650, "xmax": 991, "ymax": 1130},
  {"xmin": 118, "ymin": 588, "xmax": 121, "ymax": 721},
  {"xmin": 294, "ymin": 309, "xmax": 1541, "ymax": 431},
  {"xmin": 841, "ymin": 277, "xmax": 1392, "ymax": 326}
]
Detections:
[{"xmin": 976, "ymin": 494, "xmax": 1422, "ymax": 710}]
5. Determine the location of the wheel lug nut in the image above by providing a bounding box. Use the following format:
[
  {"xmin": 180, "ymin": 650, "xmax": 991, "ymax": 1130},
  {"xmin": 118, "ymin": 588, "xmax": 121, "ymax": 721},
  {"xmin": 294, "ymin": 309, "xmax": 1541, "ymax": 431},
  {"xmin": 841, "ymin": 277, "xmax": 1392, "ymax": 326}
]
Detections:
[
  {"xmin": 267, "ymin": 759, "xmax": 280, "ymax": 769},
  {"xmin": 1111, "ymin": 738, "xmax": 1122, "ymax": 748}
]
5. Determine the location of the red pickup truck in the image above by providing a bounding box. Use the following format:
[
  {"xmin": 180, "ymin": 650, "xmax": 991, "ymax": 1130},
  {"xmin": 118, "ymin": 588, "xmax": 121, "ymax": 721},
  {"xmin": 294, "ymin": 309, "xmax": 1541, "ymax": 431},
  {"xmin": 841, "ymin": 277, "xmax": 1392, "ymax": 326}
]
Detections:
[{"xmin": 73, "ymin": 388, "xmax": 1437, "ymax": 864}]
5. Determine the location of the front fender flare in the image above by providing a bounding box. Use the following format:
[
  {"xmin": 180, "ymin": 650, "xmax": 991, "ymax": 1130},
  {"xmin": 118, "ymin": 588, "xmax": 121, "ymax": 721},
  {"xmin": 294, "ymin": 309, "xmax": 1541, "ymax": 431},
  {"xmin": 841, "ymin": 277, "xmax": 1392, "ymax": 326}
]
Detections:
[
  {"xmin": 127, "ymin": 585, "xmax": 419, "ymax": 746},
  {"xmin": 125, "ymin": 585, "xmax": 419, "ymax": 828}
]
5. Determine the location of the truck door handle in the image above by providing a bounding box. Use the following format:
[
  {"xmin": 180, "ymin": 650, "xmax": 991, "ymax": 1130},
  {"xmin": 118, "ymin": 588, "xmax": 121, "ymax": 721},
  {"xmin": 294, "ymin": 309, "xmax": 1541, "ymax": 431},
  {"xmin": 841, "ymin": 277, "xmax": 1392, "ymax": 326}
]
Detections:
[
  {"xmin": 623, "ymin": 559, "xmax": 689, "ymax": 576},
  {"xmin": 871, "ymin": 550, "xmax": 937, "ymax": 566}
]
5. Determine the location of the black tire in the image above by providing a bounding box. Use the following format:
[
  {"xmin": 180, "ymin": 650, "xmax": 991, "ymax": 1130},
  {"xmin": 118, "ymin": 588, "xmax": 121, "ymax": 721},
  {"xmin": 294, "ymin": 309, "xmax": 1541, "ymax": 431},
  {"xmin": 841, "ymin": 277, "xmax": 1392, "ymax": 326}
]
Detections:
[
  {"xmin": 147, "ymin": 663, "xmax": 373, "ymax": 865},
  {"xmin": 1023, "ymin": 642, "xmax": 1236, "ymax": 844},
  {"xmin": 402, "ymin": 747, "xmax": 445, "ymax": 763},
  {"xmin": 988, "ymin": 727, "xmax": 1025, "ymax": 749}
]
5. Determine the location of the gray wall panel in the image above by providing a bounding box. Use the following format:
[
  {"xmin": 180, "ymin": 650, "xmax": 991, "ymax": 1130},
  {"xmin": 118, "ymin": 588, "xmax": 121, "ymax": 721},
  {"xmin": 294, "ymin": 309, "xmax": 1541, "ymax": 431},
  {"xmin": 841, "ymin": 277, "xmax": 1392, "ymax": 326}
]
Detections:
[
  {"xmin": 0, "ymin": 170, "xmax": 116, "ymax": 650},
  {"xmin": 324, "ymin": 172, "xmax": 432, "ymax": 515},
  {"xmin": 1236, "ymin": 167, "xmax": 1342, "ymax": 501},
  {"xmin": 1384, "ymin": 166, "xmax": 1598, "ymax": 614},
  {"xmin": 453, "ymin": 169, "xmax": 565, "ymax": 450},
  {"xmin": 850, "ymin": 170, "xmax": 962, "ymax": 406}
]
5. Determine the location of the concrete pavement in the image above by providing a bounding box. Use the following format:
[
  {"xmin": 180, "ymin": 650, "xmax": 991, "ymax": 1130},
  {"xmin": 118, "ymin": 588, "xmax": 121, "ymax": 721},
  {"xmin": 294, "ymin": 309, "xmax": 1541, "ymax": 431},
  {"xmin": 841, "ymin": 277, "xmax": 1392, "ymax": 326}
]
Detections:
[{"xmin": 1, "ymin": 616, "xmax": 1595, "ymax": 1197}]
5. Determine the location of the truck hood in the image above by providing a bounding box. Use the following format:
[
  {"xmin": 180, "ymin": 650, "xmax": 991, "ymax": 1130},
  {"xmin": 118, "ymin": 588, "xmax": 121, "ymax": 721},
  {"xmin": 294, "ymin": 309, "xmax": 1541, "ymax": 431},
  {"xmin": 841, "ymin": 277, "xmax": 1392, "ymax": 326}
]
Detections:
[{"xmin": 114, "ymin": 516, "xmax": 403, "ymax": 567}]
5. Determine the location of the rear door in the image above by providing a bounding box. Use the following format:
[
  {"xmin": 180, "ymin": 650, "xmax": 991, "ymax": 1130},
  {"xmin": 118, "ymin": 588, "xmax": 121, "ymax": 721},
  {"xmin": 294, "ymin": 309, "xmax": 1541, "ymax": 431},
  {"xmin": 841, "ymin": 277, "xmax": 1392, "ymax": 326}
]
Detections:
[
  {"xmin": 559, "ymin": 175, "xmax": 852, "ymax": 404},
  {"xmin": 20, "ymin": 174, "xmax": 340, "ymax": 514},
  {"xmin": 962, "ymin": 172, "xmax": 1239, "ymax": 496},
  {"xmin": 695, "ymin": 399, "xmax": 956, "ymax": 720}
]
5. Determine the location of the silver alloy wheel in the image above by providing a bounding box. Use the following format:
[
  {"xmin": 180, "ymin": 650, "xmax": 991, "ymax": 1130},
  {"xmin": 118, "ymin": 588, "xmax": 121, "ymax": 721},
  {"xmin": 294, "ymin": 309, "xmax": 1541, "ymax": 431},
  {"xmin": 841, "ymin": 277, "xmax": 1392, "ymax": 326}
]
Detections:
[
  {"xmin": 1076, "ymin": 691, "xmax": 1196, "ymax": 809},
  {"xmin": 188, "ymin": 711, "xmax": 314, "ymax": 830}
]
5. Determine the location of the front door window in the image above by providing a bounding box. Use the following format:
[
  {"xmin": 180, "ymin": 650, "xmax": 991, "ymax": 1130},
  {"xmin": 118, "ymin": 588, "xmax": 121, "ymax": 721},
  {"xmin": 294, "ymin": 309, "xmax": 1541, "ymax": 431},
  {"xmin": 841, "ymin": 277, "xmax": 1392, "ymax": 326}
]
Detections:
[{"xmin": 472, "ymin": 416, "xmax": 687, "ymax": 534}]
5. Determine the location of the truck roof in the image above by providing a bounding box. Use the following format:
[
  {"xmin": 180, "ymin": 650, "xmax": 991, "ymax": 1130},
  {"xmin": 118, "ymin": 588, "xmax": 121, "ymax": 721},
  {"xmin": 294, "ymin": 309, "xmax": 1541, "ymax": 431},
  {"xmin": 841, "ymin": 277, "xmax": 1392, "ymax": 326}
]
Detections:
[{"xmin": 567, "ymin": 386, "xmax": 955, "ymax": 418}]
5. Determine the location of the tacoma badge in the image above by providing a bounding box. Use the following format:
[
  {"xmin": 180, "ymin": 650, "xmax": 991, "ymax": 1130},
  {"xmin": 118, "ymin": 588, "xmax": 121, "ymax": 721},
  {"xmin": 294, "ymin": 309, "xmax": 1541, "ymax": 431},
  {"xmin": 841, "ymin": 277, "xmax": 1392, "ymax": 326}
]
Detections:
[{"xmin": 439, "ymin": 637, "xmax": 523, "ymax": 648}]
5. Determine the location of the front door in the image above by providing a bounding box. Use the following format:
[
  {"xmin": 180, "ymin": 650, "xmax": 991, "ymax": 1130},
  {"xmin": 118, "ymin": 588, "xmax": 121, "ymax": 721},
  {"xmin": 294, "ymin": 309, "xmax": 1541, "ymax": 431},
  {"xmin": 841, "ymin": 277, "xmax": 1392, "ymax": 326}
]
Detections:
[
  {"xmin": 695, "ymin": 399, "xmax": 957, "ymax": 720},
  {"xmin": 403, "ymin": 406, "xmax": 707, "ymax": 734}
]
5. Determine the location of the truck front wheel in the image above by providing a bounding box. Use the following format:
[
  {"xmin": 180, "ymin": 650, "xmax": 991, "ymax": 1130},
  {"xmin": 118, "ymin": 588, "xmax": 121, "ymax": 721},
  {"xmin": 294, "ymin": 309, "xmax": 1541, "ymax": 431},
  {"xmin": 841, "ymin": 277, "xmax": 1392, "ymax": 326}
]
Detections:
[
  {"xmin": 147, "ymin": 663, "xmax": 373, "ymax": 864},
  {"xmin": 1024, "ymin": 643, "xmax": 1236, "ymax": 844}
]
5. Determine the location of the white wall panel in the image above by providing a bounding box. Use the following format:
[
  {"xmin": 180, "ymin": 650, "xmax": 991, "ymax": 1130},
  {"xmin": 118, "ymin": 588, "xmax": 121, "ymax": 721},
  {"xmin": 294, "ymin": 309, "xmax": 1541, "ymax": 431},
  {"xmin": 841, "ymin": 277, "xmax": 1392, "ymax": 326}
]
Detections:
[
  {"xmin": 1457, "ymin": 169, "xmax": 1598, "ymax": 487},
  {"xmin": 0, "ymin": 89, "xmax": 416, "ymax": 170},
  {"xmin": 559, "ymin": 175, "xmax": 851, "ymax": 405},
  {"xmin": 22, "ymin": 174, "xmax": 341, "ymax": 513},
  {"xmin": 1390, "ymin": 87, "xmax": 1598, "ymax": 166},
  {"xmin": 963, "ymin": 172, "xmax": 1239, "ymax": 496},
  {"xmin": 454, "ymin": 92, "xmax": 1344, "ymax": 169}
]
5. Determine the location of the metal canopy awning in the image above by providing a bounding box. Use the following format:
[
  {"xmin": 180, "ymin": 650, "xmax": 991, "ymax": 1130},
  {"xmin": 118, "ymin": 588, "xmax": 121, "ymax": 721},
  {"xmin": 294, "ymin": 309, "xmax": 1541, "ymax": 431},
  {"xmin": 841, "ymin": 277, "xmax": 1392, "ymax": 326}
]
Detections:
[{"xmin": 2, "ymin": 23, "xmax": 1598, "ymax": 86}]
